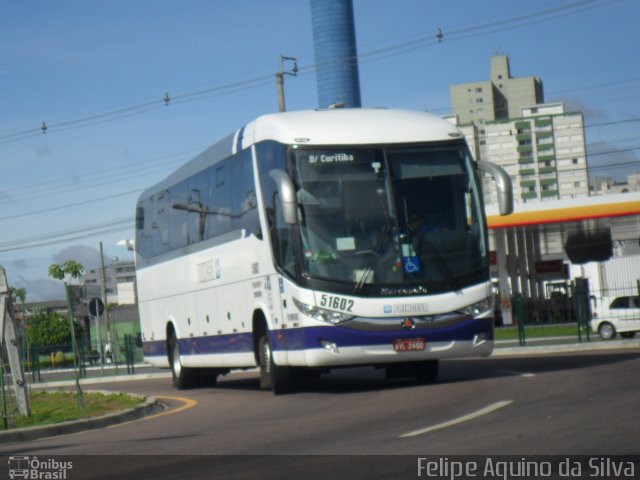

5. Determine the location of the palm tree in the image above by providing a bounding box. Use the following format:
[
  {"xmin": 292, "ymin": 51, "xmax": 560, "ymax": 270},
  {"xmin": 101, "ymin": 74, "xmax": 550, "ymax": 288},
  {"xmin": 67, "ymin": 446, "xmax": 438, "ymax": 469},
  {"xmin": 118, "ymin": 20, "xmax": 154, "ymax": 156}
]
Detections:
[{"xmin": 49, "ymin": 260, "xmax": 86, "ymax": 408}]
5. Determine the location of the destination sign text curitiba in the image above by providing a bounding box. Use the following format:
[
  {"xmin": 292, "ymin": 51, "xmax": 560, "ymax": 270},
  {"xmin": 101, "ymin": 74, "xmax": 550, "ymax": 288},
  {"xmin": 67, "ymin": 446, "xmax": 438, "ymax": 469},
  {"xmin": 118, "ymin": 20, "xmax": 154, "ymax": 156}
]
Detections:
[{"xmin": 307, "ymin": 153, "xmax": 354, "ymax": 164}]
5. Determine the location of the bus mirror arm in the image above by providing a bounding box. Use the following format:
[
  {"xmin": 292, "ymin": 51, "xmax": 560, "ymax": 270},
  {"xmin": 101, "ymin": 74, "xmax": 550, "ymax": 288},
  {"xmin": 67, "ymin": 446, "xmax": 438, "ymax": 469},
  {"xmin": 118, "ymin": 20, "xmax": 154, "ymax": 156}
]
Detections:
[
  {"xmin": 269, "ymin": 169, "xmax": 298, "ymax": 224},
  {"xmin": 477, "ymin": 161, "xmax": 513, "ymax": 216}
]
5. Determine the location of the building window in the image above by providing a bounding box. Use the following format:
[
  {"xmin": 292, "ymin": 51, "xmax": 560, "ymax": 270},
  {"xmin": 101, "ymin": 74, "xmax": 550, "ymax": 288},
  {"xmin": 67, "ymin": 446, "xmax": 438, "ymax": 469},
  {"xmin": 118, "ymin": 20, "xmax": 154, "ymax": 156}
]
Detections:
[
  {"xmin": 475, "ymin": 87, "xmax": 483, "ymax": 92},
  {"xmin": 476, "ymin": 98, "xmax": 484, "ymax": 103}
]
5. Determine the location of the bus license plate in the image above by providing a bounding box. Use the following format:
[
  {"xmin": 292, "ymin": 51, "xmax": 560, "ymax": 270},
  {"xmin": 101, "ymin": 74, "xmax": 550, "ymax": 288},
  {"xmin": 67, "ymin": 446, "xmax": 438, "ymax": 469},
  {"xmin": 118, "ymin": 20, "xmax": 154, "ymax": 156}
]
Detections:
[{"xmin": 393, "ymin": 338, "xmax": 426, "ymax": 352}]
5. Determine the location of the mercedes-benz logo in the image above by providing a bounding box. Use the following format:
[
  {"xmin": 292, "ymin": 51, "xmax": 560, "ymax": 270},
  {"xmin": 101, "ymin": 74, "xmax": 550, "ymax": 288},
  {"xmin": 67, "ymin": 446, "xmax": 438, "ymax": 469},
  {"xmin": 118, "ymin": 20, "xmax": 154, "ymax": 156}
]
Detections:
[{"xmin": 401, "ymin": 317, "xmax": 415, "ymax": 330}]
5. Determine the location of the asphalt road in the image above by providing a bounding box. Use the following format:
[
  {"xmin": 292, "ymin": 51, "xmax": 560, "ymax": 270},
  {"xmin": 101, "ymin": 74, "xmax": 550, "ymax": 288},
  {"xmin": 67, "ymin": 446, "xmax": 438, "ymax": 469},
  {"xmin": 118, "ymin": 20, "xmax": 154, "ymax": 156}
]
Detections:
[{"xmin": 1, "ymin": 349, "xmax": 639, "ymax": 479}]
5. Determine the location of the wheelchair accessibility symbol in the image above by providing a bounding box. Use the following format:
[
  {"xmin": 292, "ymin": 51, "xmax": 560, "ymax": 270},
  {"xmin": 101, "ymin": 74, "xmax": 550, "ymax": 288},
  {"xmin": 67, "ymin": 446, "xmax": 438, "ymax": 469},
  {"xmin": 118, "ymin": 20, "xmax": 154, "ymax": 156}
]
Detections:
[{"xmin": 402, "ymin": 256, "xmax": 421, "ymax": 273}]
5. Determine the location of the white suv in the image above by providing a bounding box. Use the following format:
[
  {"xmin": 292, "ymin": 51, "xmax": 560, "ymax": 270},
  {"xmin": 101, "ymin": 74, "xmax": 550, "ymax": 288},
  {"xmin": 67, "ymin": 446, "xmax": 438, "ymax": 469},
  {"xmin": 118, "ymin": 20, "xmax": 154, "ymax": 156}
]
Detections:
[{"xmin": 591, "ymin": 296, "xmax": 640, "ymax": 340}]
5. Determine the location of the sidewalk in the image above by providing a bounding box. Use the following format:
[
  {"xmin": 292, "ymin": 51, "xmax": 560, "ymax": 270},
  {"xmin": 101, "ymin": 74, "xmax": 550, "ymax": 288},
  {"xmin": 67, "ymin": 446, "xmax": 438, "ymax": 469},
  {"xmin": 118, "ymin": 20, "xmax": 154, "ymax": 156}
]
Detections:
[
  {"xmin": 26, "ymin": 363, "xmax": 171, "ymax": 390},
  {"xmin": 493, "ymin": 335, "xmax": 640, "ymax": 356}
]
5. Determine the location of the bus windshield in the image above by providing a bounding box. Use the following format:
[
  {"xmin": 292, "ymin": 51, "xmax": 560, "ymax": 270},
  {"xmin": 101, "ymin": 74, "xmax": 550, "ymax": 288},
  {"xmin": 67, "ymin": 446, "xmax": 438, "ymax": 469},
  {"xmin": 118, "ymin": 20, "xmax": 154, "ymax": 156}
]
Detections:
[{"xmin": 291, "ymin": 144, "xmax": 488, "ymax": 293}]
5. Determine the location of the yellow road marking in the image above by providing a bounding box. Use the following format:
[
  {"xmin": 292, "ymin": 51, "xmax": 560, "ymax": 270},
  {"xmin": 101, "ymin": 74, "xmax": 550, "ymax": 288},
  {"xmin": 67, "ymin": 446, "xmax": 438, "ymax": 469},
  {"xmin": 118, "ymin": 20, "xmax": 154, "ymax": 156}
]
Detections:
[
  {"xmin": 399, "ymin": 400, "xmax": 513, "ymax": 438},
  {"xmin": 106, "ymin": 395, "xmax": 197, "ymax": 429}
]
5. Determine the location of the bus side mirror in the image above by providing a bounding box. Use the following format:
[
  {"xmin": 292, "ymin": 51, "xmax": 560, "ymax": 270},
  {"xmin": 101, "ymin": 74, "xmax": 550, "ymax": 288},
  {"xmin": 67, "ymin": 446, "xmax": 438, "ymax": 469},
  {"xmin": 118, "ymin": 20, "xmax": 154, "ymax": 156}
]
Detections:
[
  {"xmin": 269, "ymin": 169, "xmax": 298, "ymax": 225},
  {"xmin": 477, "ymin": 161, "xmax": 513, "ymax": 216}
]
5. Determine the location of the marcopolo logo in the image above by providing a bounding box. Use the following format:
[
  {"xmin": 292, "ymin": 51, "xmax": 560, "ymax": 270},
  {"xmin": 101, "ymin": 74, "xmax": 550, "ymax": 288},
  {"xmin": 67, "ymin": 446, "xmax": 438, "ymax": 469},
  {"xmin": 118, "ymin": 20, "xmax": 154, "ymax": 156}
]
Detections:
[
  {"xmin": 8, "ymin": 456, "xmax": 73, "ymax": 480},
  {"xmin": 384, "ymin": 303, "xmax": 430, "ymax": 315}
]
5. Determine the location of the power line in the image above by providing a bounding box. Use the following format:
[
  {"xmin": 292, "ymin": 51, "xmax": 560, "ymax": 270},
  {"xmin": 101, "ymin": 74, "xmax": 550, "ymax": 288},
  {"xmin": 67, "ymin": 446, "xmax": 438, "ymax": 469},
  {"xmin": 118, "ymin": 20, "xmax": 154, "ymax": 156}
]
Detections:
[
  {"xmin": 0, "ymin": 221, "xmax": 133, "ymax": 253},
  {"xmin": 0, "ymin": 156, "xmax": 181, "ymax": 207},
  {"xmin": 0, "ymin": 188, "xmax": 141, "ymax": 221},
  {"xmin": 585, "ymin": 118, "xmax": 640, "ymax": 128},
  {"xmin": 0, "ymin": 217, "xmax": 131, "ymax": 249},
  {"xmin": 0, "ymin": 0, "xmax": 622, "ymax": 143},
  {"xmin": 0, "ymin": 147, "xmax": 202, "ymax": 203}
]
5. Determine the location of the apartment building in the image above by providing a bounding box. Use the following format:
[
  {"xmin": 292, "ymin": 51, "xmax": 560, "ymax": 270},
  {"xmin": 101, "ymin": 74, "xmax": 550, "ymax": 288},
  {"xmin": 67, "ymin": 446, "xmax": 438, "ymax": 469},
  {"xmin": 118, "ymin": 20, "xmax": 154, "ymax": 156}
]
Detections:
[
  {"xmin": 450, "ymin": 56, "xmax": 543, "ymax": 122},
  {"xmin": 82, "ymin": 260, "xmax": 137, "ymax": 305},
  {"xmin": 483, "ymin": 103, "xmax": 589, "ymax": 203},
  {"xmin": 447, "ymin": 56, "xmax": 589, "ymax": 205}
]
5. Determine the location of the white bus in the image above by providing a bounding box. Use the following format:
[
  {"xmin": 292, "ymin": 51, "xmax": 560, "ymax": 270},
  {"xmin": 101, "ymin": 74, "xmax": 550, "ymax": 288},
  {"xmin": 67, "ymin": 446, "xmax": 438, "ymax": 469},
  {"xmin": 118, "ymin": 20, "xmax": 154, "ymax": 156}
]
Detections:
[{"xmin": 135, "ymin": 108, "xmax": 512, "ymax": 393}]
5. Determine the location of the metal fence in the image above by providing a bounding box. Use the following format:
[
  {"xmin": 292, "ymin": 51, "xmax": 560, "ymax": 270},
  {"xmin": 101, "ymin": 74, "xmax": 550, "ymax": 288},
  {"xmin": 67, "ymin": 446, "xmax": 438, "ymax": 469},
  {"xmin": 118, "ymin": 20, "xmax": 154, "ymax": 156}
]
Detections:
[{"xmin": 21, "ymin": 333, "xmax": 143, "ymax": 383}]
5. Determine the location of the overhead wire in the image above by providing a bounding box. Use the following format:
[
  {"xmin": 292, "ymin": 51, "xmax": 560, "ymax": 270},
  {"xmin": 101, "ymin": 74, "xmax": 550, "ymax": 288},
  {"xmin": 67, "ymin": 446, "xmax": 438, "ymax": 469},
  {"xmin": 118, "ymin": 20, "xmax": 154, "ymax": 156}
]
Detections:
[
  {"xmin": 0, "ymin": 0, "xmax": 623, "ymax": 143},
  {"xmin": 0, "ymin": 0, "xmax": 635, "ymax": 254},
  {"xmin": 0, "ymin": 220, "xmax": 134, "ymax": 253}
]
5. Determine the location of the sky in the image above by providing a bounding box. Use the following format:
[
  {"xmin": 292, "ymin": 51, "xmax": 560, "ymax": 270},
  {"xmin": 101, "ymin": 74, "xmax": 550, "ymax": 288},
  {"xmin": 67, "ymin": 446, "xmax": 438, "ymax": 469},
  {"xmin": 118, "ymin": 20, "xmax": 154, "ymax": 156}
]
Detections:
[{"xmin": 1, "ymin": 0, "xmax": 638, "ymax": 302}]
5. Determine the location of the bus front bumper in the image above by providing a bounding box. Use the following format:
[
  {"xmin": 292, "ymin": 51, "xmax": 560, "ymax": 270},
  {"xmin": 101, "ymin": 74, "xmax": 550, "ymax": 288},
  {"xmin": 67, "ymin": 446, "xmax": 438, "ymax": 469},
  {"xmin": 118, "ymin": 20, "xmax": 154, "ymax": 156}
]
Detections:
[{"xmin": 272, "ymin": 317, "xmax": 494, "ymax": 367}]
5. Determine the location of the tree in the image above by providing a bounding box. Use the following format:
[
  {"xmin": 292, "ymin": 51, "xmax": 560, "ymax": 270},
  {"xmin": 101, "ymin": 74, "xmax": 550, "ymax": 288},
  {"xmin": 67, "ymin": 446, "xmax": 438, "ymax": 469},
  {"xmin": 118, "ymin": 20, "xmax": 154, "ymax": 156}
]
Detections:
[
  {"xmin": 9, "ymin": 287, "xmax": 26, "ymax": 306},
  {"xmin": 9, "ymin": 287, "xmax": 27, "ymax": 330},
  {"xmin": 48, "ymin": 259, "xmax": 86, "ymax": 407},
  {"xmin": 48, "ymin": 260, "xmax": 85, "ymax": 284},
  {"xmin": 25, "ymin": 310, "xmax": 83, "ymax": 347}
]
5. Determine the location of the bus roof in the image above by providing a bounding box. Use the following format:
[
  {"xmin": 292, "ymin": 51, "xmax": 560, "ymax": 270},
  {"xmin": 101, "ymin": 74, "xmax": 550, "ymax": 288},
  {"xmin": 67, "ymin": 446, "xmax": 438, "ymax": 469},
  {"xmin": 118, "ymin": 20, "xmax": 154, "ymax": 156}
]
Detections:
[
  {"xmin": 138, "ymin": 108, "xmax": 462, "ymax": 201},
  {"xmin": 245, "ymin": 108, "xmax": 462, "ymax": 147}
]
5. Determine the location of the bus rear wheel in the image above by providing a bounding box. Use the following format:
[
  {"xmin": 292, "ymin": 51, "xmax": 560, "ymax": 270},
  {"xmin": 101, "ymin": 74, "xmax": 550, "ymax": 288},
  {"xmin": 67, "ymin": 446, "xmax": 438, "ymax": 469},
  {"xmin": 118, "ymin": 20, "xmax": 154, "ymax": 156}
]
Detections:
[
  {"xmin": 259, "ymin": 333, "xmax": 292, "ymax": 395},
  {"xmin": 169, "ymin": 332, "xmax": 197, "ymax": 389}
]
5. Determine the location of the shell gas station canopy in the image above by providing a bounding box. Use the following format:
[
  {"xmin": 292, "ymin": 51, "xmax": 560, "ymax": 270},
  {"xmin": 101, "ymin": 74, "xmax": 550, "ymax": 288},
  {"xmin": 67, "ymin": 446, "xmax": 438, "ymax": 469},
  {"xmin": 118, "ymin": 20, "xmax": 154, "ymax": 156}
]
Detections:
[
  {"xmin": 484, "ymin": 192, "xmax": 640, "ymax": 324},
  {"xmin": 487, "ymin": 192, "xmax": 640, "ymax": 230}
]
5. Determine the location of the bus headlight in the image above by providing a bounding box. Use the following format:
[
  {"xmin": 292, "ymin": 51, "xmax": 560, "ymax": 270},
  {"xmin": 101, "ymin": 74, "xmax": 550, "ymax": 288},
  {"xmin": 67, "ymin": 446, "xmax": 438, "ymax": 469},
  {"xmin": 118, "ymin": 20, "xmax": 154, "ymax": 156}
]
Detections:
[
  {"xmin": 459, "ymin": 297, "xmax": 494, "ymax": 318},
  {"xmin": 293, "ymin": 298, "xmax": 354, "ymax": 325}
]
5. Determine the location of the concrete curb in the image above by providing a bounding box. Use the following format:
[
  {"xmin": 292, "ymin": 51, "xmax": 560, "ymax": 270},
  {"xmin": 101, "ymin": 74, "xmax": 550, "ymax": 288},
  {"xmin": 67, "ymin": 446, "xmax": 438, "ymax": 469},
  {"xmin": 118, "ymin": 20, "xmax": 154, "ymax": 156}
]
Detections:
[
  {"xmin": 30, "ymin": 372, "xmax": 172, "ymax": 390},
  {"xmin": 0, "ymin": 391, "xmax": 166, "ymax": 443},
  {"xmin": 493, "ymin": 339, "xmax": 640, "ymax": 356}
]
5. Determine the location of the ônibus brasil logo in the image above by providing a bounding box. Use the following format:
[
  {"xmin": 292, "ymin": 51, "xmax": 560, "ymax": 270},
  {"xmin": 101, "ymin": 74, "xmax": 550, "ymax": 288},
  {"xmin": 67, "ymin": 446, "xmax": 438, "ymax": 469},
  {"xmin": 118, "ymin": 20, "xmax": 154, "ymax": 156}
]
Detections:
[{"xmin": 8, "ymin": 456, "xmax": 73, "ymax": 480}]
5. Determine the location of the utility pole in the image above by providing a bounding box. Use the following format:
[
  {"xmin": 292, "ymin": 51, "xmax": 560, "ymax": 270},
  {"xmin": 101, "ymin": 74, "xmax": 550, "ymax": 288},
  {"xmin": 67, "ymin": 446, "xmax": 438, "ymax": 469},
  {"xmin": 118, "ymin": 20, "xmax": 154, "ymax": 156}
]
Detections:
[
  {"xmin": 276, "ymin": 55, "xmax": 298, "ymax": 112},
  {"xmin": 0, "ymin": 266, "xmax": 30, "ymax": 418},
  {"xmin": 99, "ymin": 242, "xmax": 112, "ymax": 358}
]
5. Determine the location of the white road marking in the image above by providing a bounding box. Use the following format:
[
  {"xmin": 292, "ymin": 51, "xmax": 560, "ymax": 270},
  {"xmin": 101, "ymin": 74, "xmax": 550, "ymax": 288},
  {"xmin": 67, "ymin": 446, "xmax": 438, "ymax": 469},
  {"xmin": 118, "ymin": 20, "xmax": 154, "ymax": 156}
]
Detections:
[
  {"xmin": 398, "ymin": 400, "xmax": 513, "ymax": 438},
  {"xmin": 498, "ymin": 370, "xmax": 536, "ymax": 377}
]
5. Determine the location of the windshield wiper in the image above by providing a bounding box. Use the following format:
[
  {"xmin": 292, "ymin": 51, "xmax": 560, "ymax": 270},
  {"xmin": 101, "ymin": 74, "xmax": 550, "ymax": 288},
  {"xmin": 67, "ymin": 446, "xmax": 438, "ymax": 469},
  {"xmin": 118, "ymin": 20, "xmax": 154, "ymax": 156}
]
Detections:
[
  {"xmin": 354, "ymin": 188, "xmax": 396, "ymax": 294},
  {"xmin": 354, "ymin": 224, "xmax": 392, "ymax": 294}
]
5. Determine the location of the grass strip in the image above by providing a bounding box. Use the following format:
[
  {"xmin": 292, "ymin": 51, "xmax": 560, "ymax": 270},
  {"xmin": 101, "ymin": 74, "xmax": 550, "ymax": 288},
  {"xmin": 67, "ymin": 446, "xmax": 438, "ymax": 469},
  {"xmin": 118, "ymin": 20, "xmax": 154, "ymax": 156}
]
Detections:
[{"xmin": 13, "ymin": 391, "xmax": 143, "ymax": 428}]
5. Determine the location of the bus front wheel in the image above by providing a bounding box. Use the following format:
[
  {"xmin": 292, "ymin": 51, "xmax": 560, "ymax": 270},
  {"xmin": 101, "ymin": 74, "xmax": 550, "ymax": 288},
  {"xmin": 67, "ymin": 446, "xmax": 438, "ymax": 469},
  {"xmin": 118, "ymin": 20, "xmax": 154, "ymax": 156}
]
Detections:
[{"xmin": 259, "ymin": 333, "xmax": 292, "ymax": 395}]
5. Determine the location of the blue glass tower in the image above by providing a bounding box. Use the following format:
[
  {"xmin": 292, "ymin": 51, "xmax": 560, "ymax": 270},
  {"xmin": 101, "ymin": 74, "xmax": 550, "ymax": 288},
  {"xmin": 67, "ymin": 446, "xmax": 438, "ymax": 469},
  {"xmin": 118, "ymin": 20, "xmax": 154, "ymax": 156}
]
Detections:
[{"xmin": 310, "ymin": 0, "xmax": 362, "ymax": 108}]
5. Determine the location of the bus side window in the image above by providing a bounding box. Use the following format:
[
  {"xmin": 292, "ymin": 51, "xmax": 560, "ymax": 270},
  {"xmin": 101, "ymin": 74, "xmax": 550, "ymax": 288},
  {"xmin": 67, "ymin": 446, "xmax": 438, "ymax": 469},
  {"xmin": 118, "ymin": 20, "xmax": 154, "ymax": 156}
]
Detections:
[
  {"xmin": 188, "ymin": 170, "xmax": 209, "ymax": 244},
  {"xmin": 169, "ymin": 181, "xmax": 189, "ymax": 249},
  {"xmin": 156, "ymin": 192, "xmax": 170, "ymax": 253},
  {"xmin": 231, "ymin": 149, "xmax": 261, "ymax": 237},
  {"xmin": 208, "ymin": 163, "xmax": 231, "ymax": 238}
]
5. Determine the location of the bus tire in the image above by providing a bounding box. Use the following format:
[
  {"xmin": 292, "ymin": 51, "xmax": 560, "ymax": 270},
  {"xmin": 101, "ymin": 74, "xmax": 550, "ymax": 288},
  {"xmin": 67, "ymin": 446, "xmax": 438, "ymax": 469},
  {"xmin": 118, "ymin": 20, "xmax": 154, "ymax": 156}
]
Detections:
[
  {"xmin": 259, "ymin": 333, "xmax": 292, "ymax": 395},
  {"xmin": 169, "ymin": 332, "xmax": 196, "ymax": 389}
]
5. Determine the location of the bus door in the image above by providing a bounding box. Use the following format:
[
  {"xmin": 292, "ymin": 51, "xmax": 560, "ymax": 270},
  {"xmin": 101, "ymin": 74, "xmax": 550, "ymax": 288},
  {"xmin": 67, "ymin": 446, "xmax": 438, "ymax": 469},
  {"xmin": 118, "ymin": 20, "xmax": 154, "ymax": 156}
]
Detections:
[{"xmin": 265, "ymin": 273, "xmax": 293, "ymax": 365}]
